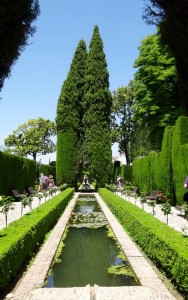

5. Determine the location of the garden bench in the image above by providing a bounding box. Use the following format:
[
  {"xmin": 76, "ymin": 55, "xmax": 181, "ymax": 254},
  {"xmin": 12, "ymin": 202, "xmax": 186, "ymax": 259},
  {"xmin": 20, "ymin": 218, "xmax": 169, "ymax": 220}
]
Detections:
[
  {"xmin": 27, "ymin": 186, "xmax": 38, "ymax": 195},
  {"xmin": 146, "ymin": 190, "xmax": 163, "ymax": 203},
  {"xmin": 11, "ymin": 189, "xmax": 26, "ymax": 201},
  {"xmin": 132, "ymin": 186, "xmax": 139, "ymax": 194}
]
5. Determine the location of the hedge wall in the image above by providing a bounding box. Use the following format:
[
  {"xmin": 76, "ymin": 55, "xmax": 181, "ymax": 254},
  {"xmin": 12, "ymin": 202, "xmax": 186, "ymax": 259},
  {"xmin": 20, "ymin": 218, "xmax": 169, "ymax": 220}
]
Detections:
[
  {"xmin": 99, "ymin": 188, "xmax": 188, "ymax": 297},
  {"xmin": 132, "ymin": 122, "xmax": 182, "ymax": 204},
  {"xmin": 0, "ymin": 152, "xmax": 36, "ymax": 195},
  {"xmin": 113, "ymin": 162, "xmax": 133, "ymax": 183},
  {"xmin": 0, "ymin": 188, "xmax": 74, "ymax": 291},
  {"xmin": 172, "ymin": 116, "xmax": 188, "ymax": 204}
]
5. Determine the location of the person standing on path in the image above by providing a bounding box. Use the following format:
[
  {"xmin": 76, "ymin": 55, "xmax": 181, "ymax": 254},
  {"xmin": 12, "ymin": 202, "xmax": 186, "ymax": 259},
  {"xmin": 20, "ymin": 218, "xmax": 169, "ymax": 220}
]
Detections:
[{"xmin": 183, "ymin": 176, "xmax": 188, "ymax": 204}]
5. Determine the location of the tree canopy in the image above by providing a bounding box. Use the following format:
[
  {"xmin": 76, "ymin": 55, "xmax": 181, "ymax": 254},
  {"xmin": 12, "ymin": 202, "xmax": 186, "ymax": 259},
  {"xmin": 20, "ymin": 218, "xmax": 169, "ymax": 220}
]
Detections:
[
  {"xmin": 111, "ymin": 81, "xmax": 134, "ymax": 165},
  {"xmin": 56, "ymin": 39, "xmax": 87, "ymax": 185},
  {"xmin": 4, "ymin": 118, "xmax": 56, "ymax": 161},
  {"xmin": 133, "ymin": 33, "xmax": 182, "ymax": 151},
  {"xmin": 0, "ymin": 0, "xmax": 40, "ymax": 91},
  {"xmin": 82, "ymin": 25, "xmax": 112, "ymax": 186},
  {"xmin": 143, "ymin": 0, "xmax": 188, "ymax": 115}
]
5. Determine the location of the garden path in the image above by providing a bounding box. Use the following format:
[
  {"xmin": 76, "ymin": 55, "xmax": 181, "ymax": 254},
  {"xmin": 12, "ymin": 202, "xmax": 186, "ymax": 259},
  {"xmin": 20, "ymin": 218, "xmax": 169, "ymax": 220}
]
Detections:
[
  {"xmin": 0, "ymin": 192, "xmax": 60, "ymax": 230},
  {"xmin": 117, "ymin": 192, "xmax": 188, "ymax": 235}
]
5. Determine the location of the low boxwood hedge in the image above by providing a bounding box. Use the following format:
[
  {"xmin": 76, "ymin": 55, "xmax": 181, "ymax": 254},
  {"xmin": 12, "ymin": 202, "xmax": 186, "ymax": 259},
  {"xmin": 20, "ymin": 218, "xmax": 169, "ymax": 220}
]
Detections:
[
  {"xmin": 99, "ymin": 188, "xmax": 188, "ymax": 297},
  {"xmin": 0, "ymin": 188, "xmax": 74, "ymax": 291}
]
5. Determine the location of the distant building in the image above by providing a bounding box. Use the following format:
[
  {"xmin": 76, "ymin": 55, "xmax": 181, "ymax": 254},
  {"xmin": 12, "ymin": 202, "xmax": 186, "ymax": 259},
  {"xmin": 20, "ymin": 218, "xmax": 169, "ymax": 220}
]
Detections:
[{"xmin": 113, "ymin": 154, "xmax": 127, "ymax": 166}]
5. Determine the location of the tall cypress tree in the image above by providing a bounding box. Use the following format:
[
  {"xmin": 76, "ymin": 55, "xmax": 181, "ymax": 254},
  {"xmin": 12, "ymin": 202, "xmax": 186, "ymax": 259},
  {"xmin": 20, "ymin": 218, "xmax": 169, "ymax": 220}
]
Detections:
[
  {"xmin": 82, "ymin": 25, "xmax": 113, "ymax": 187},
  {"xmin": 56, "ymin": 39, "xmax": 87, "ymax": 185}
]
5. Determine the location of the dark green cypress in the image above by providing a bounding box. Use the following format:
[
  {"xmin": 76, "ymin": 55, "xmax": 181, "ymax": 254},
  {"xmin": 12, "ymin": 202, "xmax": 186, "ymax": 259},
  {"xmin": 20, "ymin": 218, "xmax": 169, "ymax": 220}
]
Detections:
[
  {"xmin": 56, "ymin": 40, "xmax": 87, "ymax": 185},
  {"xmin": 82, "ymin": 25, "xmax": 113, "ymax": 187}
]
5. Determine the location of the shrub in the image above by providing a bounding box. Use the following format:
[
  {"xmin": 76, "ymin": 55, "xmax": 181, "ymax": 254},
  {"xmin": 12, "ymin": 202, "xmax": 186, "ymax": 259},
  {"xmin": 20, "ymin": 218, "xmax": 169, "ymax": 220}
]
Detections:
[
  {"xmin": 0, "ymin": 188, "xmax": 74, "ymax": 291},
  {"xmin": 99, "ymin": 188, "xmax": 188, "ymax": 296}
]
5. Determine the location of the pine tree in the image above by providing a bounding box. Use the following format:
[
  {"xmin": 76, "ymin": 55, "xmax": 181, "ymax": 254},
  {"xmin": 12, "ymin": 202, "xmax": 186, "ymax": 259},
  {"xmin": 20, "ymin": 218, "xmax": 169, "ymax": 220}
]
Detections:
[
  {"xmin": 56, "ymin": 39, "xmax": 87, "ymax": 185},
  {"xmin": 82, "ymin": 25, "xmax": 113, "ymax": 187}
]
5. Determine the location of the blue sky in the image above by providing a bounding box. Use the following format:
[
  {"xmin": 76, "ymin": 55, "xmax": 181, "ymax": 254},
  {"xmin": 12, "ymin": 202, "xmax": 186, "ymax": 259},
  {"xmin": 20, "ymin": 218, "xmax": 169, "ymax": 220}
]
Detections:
[{"xmin": 0, "ymin": 0, "xmax": 156, "ymax": 164}]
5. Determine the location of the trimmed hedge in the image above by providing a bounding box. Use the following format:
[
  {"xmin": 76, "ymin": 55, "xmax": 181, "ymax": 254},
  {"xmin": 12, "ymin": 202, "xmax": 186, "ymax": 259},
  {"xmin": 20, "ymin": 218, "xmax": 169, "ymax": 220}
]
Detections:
[
  {"xmin": 113, "ymin": 162, "xmax": 133, "ymax": 183},
  {"xmin": 99, "ymin": 188, "xmax": 188, "ymax": 297},
  {"xmin": 133, "ymin": 117, "xmax": 188, "ymax": 205},
  {"xmin": 0, "ymin": 152, "xmax": 36, "ymax": 195},
  {"xmin": 0, "ymin": 188, "xmax": 74, "ymax": 291},
  {"xmin": 172, "ymin": 116, "xmax": 188, "ymax": 204}
]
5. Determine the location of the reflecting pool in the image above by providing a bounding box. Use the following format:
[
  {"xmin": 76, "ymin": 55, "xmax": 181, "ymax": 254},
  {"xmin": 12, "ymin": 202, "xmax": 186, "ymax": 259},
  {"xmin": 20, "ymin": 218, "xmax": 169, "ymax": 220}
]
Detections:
[{"xmin": 45, "ymin": 196, "xmax": 139, "ymax": 287}]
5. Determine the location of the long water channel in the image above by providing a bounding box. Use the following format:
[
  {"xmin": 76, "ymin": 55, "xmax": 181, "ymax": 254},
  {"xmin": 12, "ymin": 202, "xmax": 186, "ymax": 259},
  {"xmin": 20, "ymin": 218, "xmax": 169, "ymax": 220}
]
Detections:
[{"xmin": 45, "ymin": 195, "xmax": 140, "ymax": 288}]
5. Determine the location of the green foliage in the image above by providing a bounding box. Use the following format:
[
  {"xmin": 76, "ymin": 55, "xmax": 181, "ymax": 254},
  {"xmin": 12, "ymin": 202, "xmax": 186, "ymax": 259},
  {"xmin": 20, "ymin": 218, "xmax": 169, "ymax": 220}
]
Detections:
[
  {"xmin": 111, "ymin": 81, "xmax": 134, "ymax": 165},
  {"xmin": 172, "ymin": 116, "xmax": 188, "ymax": 204},
  {"xmin": 0, "ymin": 151, "xmax": 36, "ymax": 195},
  {"xmin": 0, "ymin": 188, "xmax": 74, "ymax": 291},
  {"xmin": 0, "ymin": 0, "xmax": 40, "ymax": 91},
  {"xmin": 133, "ymin": 33, "xmax": 181, "ymax": 151},
  {"xmin": 0, "ymin": 196, "xmax": 15, "ymax": 227},
  {"xmin": 161, "ymin": 202, "xmax": 171, "ymax": 224},
  {"xmin": 56, "ymin": 131, "xmax": 80, "ymax": 185},
  {"xmin": 143, "ymin": 0, "xmax": 188, "ymax": 115},
  {"xmin": 133, "ymin": 125, "xmax": 174, "ymax": 201},
  {"xmin": 82, "ymin": 26, "xmax": 112, "ymax": 185},
  {"xmin": 112, "ymin": 163, "xmax": 133, "ymax": 184},
  {"xmin": 39, "ymin": 163, "xmax": 56, "ymax": 183},
  {"xmin": 99, "ymin": 188, "xmax": 188, "ymax": 296},
  {"xmin": 4, "ymin": 118, "xmax": 56, "ymax": 161},
  {"xmin": 56, "ymin": 40, "xmax": 87, "ymax": 185}
]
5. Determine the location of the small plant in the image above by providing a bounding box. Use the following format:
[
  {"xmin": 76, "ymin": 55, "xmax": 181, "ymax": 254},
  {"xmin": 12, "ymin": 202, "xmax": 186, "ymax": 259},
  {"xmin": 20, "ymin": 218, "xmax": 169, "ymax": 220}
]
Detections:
[
  {"xmin": 37, "ymin": 193, "xmax": 43, "ymax": 205},
  {"xmin": 161, "ymin": 202, "xmax": 172, "ymax": 224},
  {"xmin": 43, "ymin": 191, "xmax": 48, "ymax": 202},
  {"xmin": 27, "ymin": 194, "xmax": 34, "ymax": 211},
  {"xmin": 181, "ymin": 224, "xmax": 188, "ymax": 236},
  {"xmin": 20, "ymin": 195, "xmax": 29, "ymax": 216},
  {"xmin": 123, "ymin": 189, "xmax": 132, "ymax": 201},
  {"xmin": 131, "ymin": 192, "xmax": 139, "ymax": 205},
  {"xmin": 182, "ymin": 204, "xmax": 188, "ymax": 220},
  {"xmin": 0, "ymin": 196, "xmax": 15, "ymax": 227},
  {"xmin": 139, "ymin": 191, "xmax": 147, "ymax": 209},
  {"xmin": 147, "ymin": 200, "xmax": 157, "ymax": 215}
]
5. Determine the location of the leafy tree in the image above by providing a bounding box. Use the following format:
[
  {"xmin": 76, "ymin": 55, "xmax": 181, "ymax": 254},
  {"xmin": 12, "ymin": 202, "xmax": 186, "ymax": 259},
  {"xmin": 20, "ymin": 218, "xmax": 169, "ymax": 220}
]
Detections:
[
  {"xmin": 4, "ymin": 117, "xmax": 56, "ymax": 161},
  {"xmin": 111, "ymin": 81, "xmax": 134, "ymax": 165},
  {"xmin": 82, "ymin": 25, "xmax": 112, "ymax": 186},
  {"xmin": 56, "ymin": 40, "xmax": 87, "ymax": 185},
  {"xmin": 0, "ymin": 0, "xmax": 40, "ymax": 91},
  {"xmin": 133, "ymin": 33, "xmax": 182, "ymax": 151},
  {"xmin": 143, "ymin": 0, "xmax": 188, "ymax": 115}
]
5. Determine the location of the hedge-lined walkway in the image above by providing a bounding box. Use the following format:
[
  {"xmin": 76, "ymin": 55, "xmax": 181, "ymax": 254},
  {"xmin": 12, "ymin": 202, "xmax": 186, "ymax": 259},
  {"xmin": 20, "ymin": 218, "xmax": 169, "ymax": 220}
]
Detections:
[
  {"xmin": 116, "ymin": 192, "xmax": 188, "ymax": 234},
  {"xmin": 8, "ymin": 192, "xmax": 176, "ymax": 300}
]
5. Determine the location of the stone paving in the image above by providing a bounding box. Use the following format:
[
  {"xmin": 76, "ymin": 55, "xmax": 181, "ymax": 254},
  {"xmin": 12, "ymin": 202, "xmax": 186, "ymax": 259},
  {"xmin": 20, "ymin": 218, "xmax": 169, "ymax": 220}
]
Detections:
[{"xmin": 2, "ymin": 191, "xmax": 185, "ymax": 299}]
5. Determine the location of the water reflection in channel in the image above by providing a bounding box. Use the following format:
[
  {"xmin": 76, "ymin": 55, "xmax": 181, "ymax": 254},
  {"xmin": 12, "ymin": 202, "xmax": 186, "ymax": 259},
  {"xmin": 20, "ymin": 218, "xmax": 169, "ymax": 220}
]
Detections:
[{"xmin": 45, "ymin": 196, "xmax": 139, "ymax": 287}]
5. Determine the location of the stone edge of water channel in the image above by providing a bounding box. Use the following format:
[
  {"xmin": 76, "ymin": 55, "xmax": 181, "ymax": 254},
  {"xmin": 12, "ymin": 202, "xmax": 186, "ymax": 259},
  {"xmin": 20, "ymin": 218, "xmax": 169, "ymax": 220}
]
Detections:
[{"xmin": 7, "ymin": 192, "xmax": 175, "ymax": 300}]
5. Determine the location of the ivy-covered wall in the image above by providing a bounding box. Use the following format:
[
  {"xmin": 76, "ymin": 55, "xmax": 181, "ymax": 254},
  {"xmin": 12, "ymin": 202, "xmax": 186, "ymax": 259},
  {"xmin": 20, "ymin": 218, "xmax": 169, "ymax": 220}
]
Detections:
[{"xmin": 133, "ymin": 117, "xmax": 188, "ymax": 205}]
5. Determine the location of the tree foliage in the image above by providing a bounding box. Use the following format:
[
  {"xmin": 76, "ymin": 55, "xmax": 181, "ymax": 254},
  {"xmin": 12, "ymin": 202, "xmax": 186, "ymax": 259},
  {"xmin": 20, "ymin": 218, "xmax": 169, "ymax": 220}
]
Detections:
[
  {"xmin": 82, "ymin": 26, "xmax": 112, "ymax": 186},
  {"xmin": 0, "ymin": 0, "xmax": 40, "ymax": 91},
  {"xmin": 143, "ymin": 0, "xmax": 188, "ymax": 115},
  {"xmin": 111, "ymin": 81, "xmax": 134, "ymax": 165},
  {"xmin": 56, "ymin": 40, "xmax": 87, "ymax": 185},
  {"xmin": 4, "ymin": 118, "xmax": 56, "ymax": 161},
  {"xmin": 133, "ymin": 33, "xmax": 182, "ymax": 151}
]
